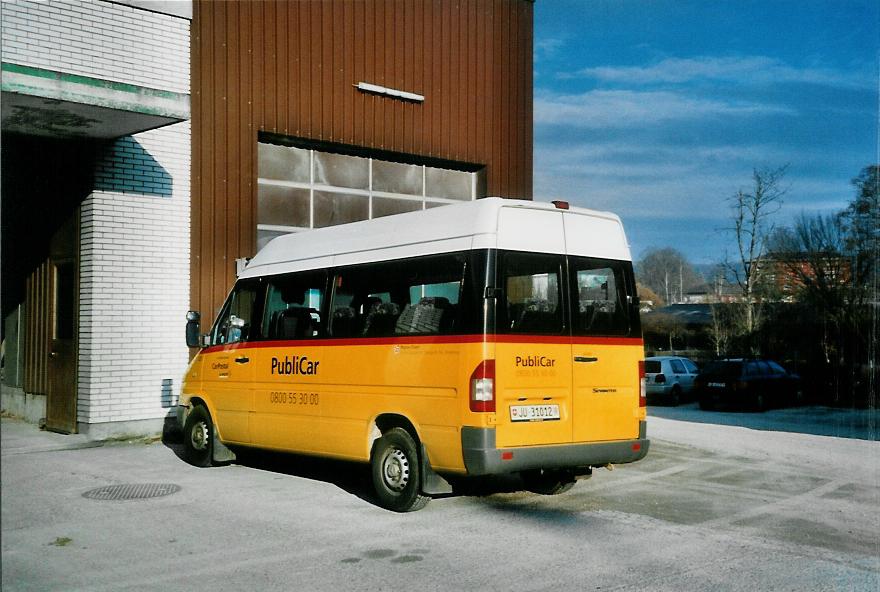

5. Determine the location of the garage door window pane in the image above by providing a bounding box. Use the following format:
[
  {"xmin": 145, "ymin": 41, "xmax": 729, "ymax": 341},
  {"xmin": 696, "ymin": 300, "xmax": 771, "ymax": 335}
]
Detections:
[
  {"xmin": 258, "ymin": 185, "xmax": 310, "ymax": 227},
  {"xmin": 426, "ymin": 166, "xmax": 472, "ymax": 200},
  {"xmin": 373, "ymin": 197, "xmax": 423, "ymax": 219},
  {"xmin": 314, "ymin": 151, "xmax": 369, "ymax": 190},
  {"xmin": 373, "ymin": 160, "xmax": 422, "ymax": 195},
  {"xmin": 258, "ymin": 143, "xmax": 310, "ymax": 183},
  {"xmin": 257, "ymin": 228, "xmax": 291, "ymax": 251},
  {"xmin": 314, "ymin": 191, "xmax": 368, "ymax": 227}
]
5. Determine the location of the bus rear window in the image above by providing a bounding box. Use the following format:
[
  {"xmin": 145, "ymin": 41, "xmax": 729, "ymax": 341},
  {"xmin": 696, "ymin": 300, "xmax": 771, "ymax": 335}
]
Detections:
[
  {"xmin": 499, "ymin": 252, "xmax": 564, "ymax": 334},
  {"xmin": 570, "ymin": 256, "xmax": 635, "ymax": 337}
]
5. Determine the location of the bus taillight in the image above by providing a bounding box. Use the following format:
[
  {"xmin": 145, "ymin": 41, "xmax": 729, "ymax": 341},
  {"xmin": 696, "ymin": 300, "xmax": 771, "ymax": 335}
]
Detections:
[
  {"xmin": 639, "ymin": 360, "xmax": 647, "ymax": 407},
  {"xmin": 470, "ymin": 360, "xmax": 495, "ymax": 412}
]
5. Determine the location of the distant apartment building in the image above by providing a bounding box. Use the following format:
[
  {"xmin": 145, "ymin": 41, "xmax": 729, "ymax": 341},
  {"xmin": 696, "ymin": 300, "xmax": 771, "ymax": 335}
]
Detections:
[{"xmin": 760, "ymin": 254, "xmax": 853, "ymax": 302}]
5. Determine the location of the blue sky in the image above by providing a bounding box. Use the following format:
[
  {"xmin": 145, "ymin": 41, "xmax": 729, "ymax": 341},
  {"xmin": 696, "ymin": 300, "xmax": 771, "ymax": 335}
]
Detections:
[{"xmin": 532, "ymin": 0, "xmax": 878, "ymax": 265}]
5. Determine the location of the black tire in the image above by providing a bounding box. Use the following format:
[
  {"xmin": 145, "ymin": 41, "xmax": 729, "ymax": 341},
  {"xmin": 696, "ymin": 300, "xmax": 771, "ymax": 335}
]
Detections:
[
  {"xmin": 370, "ymin": 427, "xmax": 430, "ymax": 512},
  {"xmin": 698, "ymin": 397, "xmax": 714, "ymax": 411},
  {"xmin": 183, "ymin": 405, "xmax": 213, "ymax": 467},
  {"xmin": 752, "ymin": 392, "xmax": 766, "ymax": 412},
  {"xmin": 669, "ymin": 386, "xmax": 682, "ymax": 406},
  {"xmin": 522, "ymin": 469, "xmax": 576, "ymax": 495}
]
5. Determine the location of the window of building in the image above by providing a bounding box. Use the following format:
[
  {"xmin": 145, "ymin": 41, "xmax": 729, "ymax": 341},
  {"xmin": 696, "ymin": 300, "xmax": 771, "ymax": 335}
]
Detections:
[{"xmin": 257, "ymin": 142, "xmax": 485, "ymax": 251}]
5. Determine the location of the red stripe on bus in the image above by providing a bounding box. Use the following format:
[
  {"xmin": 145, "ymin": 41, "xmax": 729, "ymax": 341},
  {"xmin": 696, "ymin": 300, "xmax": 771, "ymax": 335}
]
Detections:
[{"xmin": 200, "ymin": 335, "xmax": 644, "ymax": 354}]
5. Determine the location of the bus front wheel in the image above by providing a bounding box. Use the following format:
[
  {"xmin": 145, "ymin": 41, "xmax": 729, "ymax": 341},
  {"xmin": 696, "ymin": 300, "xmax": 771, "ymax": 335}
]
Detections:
[
  {"xmin": 183, "ymin": 405, "xmax": 213, "ymax": 467},
  {"xmin": 370, "ymin": 427, "xmax": 430, "ymax": 512}
]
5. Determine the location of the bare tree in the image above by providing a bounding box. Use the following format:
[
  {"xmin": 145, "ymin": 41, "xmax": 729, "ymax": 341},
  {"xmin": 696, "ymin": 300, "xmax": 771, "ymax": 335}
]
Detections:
[
  {"xmin": 724, "ymin": 165, "xmax": 788, "ymax": 343},
  {"xmin": 708, "ymin": 303, "xmax": 737, "ymax": 356},
  {"xmin": 641, "ymin": 312, "xmax": 687, "ymax": 352},
  {"xmin": 636, "ymin": 247, "xmax": 703, "ymax": 305},
  {"xmin": 842, "ymin": 165, "xmax": 880, "ymax": 296},
  {"xmin": 844, "ymin": 165, "xmax": 879, "ymax": 409},
  {"xmin": 766, "ymin": 164, "xmax": 877, "ymax": 406},
  {"xmin": 636, "ymin": 282, "xmax": 665, "ymax": 308},
  {"xmin": 770, "ymin": 214, "xmax": 849, "ymax": 366}
]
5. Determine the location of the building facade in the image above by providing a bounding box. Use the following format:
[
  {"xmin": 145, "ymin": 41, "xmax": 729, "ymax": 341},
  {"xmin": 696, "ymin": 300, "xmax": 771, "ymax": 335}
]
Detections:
[
  {"xmin": 1, "ymin": 0, "xmax": 534, "ymax": 437},
  {"xmin": 192, "ymin": 0, "xmax": 534, "ymax": 320},
  {"xmin": 1, "ymin": 0, "xmax": 192, "ymax": 436}
]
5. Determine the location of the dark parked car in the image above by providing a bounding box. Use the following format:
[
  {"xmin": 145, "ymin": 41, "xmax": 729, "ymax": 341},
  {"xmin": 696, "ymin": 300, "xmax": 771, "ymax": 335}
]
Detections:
[{"xmin": 695, "ymin": 359, "xmax": 803, "ymax": 411}]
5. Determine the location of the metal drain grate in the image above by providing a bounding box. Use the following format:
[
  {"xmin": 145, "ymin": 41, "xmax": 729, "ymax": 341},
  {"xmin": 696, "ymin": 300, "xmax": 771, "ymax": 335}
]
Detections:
[{"xmin": 83, "ymin": 483, "xmax": 181, "ymax": 501}]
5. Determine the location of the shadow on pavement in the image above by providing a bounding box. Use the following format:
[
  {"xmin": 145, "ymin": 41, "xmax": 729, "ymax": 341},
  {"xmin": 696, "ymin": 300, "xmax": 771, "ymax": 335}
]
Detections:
[
  {"xmin": 162, "ymin": 427, "xmax": 379, "ymax": 505},
  {"xmin": 648, "ymin": 403, "xmax": 879, "ymax": 441},
  {"xmin": 161, "ymin": 425, "xmax": 546, "ymax": 510}
]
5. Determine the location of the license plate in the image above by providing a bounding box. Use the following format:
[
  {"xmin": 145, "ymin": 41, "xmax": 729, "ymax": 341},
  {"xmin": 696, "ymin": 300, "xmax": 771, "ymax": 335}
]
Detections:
[
  {"xmin": 708, "ymin": 382, "xmax": 726, "ymax": 388},
  {"xmin": 510, "ymin": 404, "xmax": 560, "ymax": 422}
]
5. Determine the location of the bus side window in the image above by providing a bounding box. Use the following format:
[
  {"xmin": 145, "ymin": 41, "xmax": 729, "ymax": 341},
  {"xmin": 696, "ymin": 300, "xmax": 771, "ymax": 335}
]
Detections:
[
  {"xmin": 329, "ymin": 253, "xmax": 466, "ymax": 338},
  {"xmin": 330, "ymin": 287, "xmax": 358, "ymax": 338},
  {"xmin": 261, "ymin": 271, "xmax": 326, "ymax": 340},
  {"xmin": 212, "ymin": 282, "xmax": 260, "ymax": 345}
]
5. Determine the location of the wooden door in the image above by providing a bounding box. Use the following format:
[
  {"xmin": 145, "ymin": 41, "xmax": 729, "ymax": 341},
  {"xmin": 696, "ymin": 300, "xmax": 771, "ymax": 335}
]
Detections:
[{"xmin": 46, "ymin": 214, "xmax": 78, "ymax": 433}]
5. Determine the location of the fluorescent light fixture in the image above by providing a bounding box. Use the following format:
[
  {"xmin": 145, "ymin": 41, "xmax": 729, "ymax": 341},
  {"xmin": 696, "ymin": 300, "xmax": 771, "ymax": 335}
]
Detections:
[{"xmin": 355, "ymin": 82, "xmax": 424, "ymax": 103}]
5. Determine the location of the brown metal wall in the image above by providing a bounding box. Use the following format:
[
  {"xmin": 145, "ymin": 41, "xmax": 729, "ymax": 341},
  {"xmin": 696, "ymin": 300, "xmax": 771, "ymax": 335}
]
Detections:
[{"xmin": 192, "ymin": 0, "xmax": 534, "ymax": 319}]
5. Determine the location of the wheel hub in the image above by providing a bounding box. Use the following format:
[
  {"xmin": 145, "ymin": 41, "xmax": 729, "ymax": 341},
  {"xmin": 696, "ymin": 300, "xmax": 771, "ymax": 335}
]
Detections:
[
  {"xmin": 382, "ymin": 448, "xmax": 410, "ymax": 492},
  {"xmin": 190, "ymin": 421, "xmax": 209, "ymax": 451}
]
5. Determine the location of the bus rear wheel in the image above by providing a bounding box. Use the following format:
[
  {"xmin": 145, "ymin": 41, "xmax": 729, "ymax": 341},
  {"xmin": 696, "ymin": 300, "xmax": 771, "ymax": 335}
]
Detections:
[
  {"xmin": 370, "ymin": 427, "xmax": 430, "ymax": 512},
  {"xmin": 522, "ymin": 469, "xmax": 576, "ymax": 495}
]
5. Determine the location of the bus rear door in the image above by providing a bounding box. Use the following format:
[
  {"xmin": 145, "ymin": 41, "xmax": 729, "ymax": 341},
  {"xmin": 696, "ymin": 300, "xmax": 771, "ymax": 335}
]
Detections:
[
  {"xmin": 568, "ymin": 255, "xmax": 641, "ymax": 442},
  {"xmin": 494, "ymin": 250, "xmax": 574, "ymax": 448}
]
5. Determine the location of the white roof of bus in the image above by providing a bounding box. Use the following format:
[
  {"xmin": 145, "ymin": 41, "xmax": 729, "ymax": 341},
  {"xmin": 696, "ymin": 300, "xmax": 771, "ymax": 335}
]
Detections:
[{"xmin": 240, "ymin": 197, "xmax": 631, "ymax": 279}]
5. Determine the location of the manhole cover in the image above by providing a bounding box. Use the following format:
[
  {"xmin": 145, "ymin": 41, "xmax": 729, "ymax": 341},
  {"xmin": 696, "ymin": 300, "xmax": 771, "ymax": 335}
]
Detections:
[{"xmin": 83, "ymin": 483, "xmax": 181, "ymax": 501}]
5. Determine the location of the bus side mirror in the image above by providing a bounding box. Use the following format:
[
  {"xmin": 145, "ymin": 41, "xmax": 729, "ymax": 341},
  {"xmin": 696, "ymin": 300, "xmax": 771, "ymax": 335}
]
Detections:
[{"xmin": 186, "ymin": 311, "xmax": 202, "ymax": 348}]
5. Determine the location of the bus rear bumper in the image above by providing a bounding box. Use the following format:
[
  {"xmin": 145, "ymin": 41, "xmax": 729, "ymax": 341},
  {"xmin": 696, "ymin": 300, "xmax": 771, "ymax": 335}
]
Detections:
[{"xmin": 461, "ymin": 421, "xmax": 649, "ymax": 476}]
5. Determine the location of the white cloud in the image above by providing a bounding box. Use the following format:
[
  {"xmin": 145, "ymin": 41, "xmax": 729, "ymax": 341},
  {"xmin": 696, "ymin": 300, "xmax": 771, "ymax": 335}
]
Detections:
[
  {"xmin": 566, "ymin": 55, "xmax": 872, "ymax": 90},
  {"xmin": 534, "ymin": 141, "xmax": 801, "ymax": 171},
  {"xmin": 534, "ymin": 37, "xmax": 566, "ymax": 62},
  {"xmin": 534, "ymin": 89, "xmax": 794, "ymax": 128}
]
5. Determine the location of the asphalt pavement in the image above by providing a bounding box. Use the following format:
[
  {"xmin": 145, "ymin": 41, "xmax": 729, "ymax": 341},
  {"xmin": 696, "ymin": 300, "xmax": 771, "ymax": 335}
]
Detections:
[{"xmin": 2, "ymin": 412, "xmax": 878, "ymax": 591}]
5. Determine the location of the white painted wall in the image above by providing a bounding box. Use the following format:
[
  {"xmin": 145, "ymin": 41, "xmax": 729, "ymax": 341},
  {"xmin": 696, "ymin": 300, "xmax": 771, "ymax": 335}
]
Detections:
[
  {"xmin": 79, "ymin": 122, "xmax": 191, "ymax": 426},
  {"xmin": 1, "ymin": 0, "xmax": 189, "ymax": 93}
]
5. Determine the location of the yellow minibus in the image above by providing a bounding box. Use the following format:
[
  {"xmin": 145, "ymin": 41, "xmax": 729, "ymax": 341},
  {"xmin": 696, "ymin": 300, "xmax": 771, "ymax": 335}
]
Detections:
[{"xmin": 179, "ymin": 198, "xmax": 648, "ymax": 511}]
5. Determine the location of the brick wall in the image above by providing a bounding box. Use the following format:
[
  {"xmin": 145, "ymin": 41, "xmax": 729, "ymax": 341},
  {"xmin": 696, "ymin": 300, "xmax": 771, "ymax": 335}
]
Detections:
[
  {"xmin": 1, "ymin": 0, "xmax": 189, "ymax": 93},
  {"xmin": 78, "ymin": 122, "xmax": 191, "ymax": 425}
]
